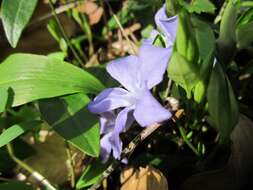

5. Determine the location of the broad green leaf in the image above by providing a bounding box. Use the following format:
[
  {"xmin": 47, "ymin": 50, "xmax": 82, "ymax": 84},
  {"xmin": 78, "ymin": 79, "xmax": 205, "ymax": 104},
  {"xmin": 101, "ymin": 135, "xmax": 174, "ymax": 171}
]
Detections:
[
  {"xmin": 207, "ymin": 63, "xmax": 239, "ymax": 142},
  {"xmin": 39, "ymin": 93, "xmax": 100, "ymax": 157},
  {"xmin": 179, "ymin": 0, "xmax": 215, "ymax": 14},
  {"xmin": 47, "ymin": 52, "xmax": 65, "ymax": 61},
  {"xmin": 175, "ymin": 11, "xmax": 197, "ymax": 63},
  {"xmin": 191, "ymin": 16, "xmax": 215, "ymax": 80},
  {"xmin": 217, "ymin": 1, "xmax": 238, "ymax": 64},
  {"xmin": 0, "ymin": 54, "xmax": 104, "ymax": 107},
  {"xmin": 76, "ymin": 159, "xmax": 110, "ymax": 189},
  {"xmin": 0, "ymin": 87, "xmax": 8, "ymax": 113},
  {"xmin": 191, "ymin": 16, "xmax": 215, "ymax": 64},
  {"xmin": 1, "ymin": 0, "xmax": 38, "ymax": 47},
  {"xmin": 168, "ymin": 52, "xmax": 199, "ymax": 98},
  {"xmin": 0, "ymin": 181, "xmax": 33, "ymax": 190},
  {"xmin": 236, "ymin": 21, "xmax": 253, "ymax": 49},
  {"xmin": 0, "ymin": 120, "xmax": 42, "ymax": 148}
]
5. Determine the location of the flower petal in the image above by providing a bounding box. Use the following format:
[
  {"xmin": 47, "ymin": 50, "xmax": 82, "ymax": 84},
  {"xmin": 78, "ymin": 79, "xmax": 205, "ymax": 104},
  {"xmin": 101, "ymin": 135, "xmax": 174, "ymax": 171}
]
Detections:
[
  {"xmin": 139, "ymin": 44, "xmax": 172, "ymax": 89},
  {"xmin": 100, "ymin": 132, "xmax": 123, "ymax": 162},
  {"xmin": 106, "ymin": 55, "xmax": 141, "ymax": 92},
  {"xmin": 114, "ymin": 107, "xmax": 135, "ymax": 134},
  {"xmin": 133, "ymin": 90, "xmax": 171, "ymax": 126},
  {"xmin": 155, "ymin": 4, "xmax": 178, "ymax": 47},
  {"xmin": 100, "ymin": 133, "xmax": 113, "ymax": 162},
  {"xmin": 88, "ymin": 88, "xmax": 132, "ymax": 113},
  {"xmin": 99, "ymin": 111, "xmax": 116, "ymax": 134}
]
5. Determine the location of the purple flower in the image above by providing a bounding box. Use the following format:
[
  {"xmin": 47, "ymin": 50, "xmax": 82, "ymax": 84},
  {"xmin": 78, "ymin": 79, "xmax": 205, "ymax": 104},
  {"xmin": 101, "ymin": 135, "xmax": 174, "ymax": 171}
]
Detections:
[
  {"xmin": 88, "ymin": 44, "xmax": 172, "ymax": 161},
  {"xmin": 154, "ymin": 4, "xmax": 178, "ymax": 47}
]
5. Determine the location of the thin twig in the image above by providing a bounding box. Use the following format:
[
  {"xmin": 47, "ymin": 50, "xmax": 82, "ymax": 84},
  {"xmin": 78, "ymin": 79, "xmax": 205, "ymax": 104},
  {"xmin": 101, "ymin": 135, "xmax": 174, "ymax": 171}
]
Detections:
[
  {"xmin": 6, "ymin": 143, "xmax": 57, "ymax": 190},
  {"xmin": 65, "ymin": 142, "xmax": 75, "ymax": 188},
  {"xmin": 30, "ymin": 1, "xmax": 83, "ymax": 25},
  {"xmin": 48, "ymin": 0, "xmax": 86, "ymax": 67},
  {"xmin": 104, "ymin": 1, "xmax": 138, "ymax": 55},
  {"xmin": 87, "ymin": 123, "xmax": 162, "ymax": 190}
]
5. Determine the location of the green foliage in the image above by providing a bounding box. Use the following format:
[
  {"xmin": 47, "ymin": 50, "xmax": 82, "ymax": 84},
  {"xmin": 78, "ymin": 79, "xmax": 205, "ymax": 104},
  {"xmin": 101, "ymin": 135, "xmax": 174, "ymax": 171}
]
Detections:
[
  {"xmin": 168, "ymin": 11, "xmax": 215, "ymax": 98},
  {"xmin": 168, "ymin": 52, "xmax": 199, "ymax": 98},
  {"xmin": 0, "ymin": 87, "xmax": 8, "ymax": 113},
  {"xmin": 1, "ymin": 0, "xmax": 38, "ymax": 47},
  {"xmin": 39, "ymin": 93, "xmax": 100, "ymax": 157},
  {"xmin": 0, "ymin": 120, "xmax": 42, "ymax": 148},
  {"xmin": 179, "ymin": 0, "xmax": 215, "ymax": 14},
  {"xmin": 76, "ymin": 159, "xmax": 110, "ymax": 189},
  {"xmin": 207, "ymin": 63, "xmax": 239, "ymax": 142},
  {"xmin": 0, "ymin": 54, "xmax": 104, "ymax": 107},
  {"xmin": 174, "ymin": 11, "xmax": 197, "ymax": 63},
  {"xmin": 217, "ymin": 1, "xmax": 238, "ymax": 64}
]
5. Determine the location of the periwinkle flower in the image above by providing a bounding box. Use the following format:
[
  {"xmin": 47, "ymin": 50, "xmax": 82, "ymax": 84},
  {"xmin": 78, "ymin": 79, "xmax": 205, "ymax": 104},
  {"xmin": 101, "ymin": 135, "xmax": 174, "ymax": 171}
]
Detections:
[
  {"xmin": 88, "ymin": 4, "xmax": 178, "ymax": 162},
  {"xmin": 88, "ymin": 44, "xmax": 172, "ymax": 161}
]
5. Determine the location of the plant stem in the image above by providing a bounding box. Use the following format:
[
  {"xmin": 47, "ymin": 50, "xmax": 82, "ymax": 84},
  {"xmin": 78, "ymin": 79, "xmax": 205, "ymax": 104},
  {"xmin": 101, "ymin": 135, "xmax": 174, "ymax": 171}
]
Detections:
[
  {"xmin": 6, "ymin": 143, "xmax": 57, "ymax": 190},
  {"xmin": 48, "ymin": 0, "xmax": 86, "ymax": 67},
  {"xmin": 87, "ymin": 123, "xmax": 162, "ymax": 190},
  {"xmin": 81, "ymin": 14, "xmax": 94, "ymax": 57},
  {"xmin": 178, "ymin": 126, "xmax": 199, "ymax": 156},
  {"xmin": 104, "ymin": 1, "xmax": 137, "ymax": 55},
  {"xmin": 65, "ymin": 142, "xmax": 75, "ymax": 188}
]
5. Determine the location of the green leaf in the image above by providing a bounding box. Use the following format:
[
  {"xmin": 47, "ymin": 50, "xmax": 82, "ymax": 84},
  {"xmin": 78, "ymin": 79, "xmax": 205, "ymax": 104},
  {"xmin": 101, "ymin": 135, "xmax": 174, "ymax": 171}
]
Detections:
[
  {"xmin": 1, "ymin": 0, "xmax": 38, "ymax": 47},
  {"xmin": 0, "ymin": 181, "xmax": 33, "ymax": 190},
  {"xmin": 0, "ymin": 120, "xmax": 42, "ymax": 148},
  {"xmin": 217, "ymin": 1, "xmax": 238, "ymax": 64},
  {"xmin": 0, "ymin": 87, "xmax": 8, "ymax": 113},
  {"xmin": 47, "ymin": 19, "xmax": 62, "ymax": 42},
  {"xmin": 39, "ymin": 93, "xmax": 100, "ymax": 157},
  {"xmin": 86, "ymin": 66, "xmax": 119, "ymax": 88},
  {"xmin": 207, "ymin": 63, "xmax": 239, "ymax": 142},
  {"xmin": 194, "ymin": 81, "xmax": 205, "ymax": 103},
  {"xmin": 175, "ymin": 11, "xmax": 197, "ymax": 63},
  {"xmin": 168, "ymin": 52, "xmax": 199, "ymax": 98},
  {"xmin": 179, "ymin": 0, "xmax": 215, "ymax": 14},
  {"xmin": 0, "ymin": 53, "xmax": 104, "ymax": 107},
  {"xmin": 76, "ymin": 159, "xmax": 109, "ymax": 189},
  {"xmin": 191, "ymin": 16, "xmax": 215, "ymax": 64}
]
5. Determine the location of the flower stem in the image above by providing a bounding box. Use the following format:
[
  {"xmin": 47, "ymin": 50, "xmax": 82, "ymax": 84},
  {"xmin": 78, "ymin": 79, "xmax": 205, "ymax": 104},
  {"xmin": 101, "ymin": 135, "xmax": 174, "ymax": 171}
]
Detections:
[
  {"xmin": 48, "ymin": 0, "xmax": 86, "ymax": 67},
  {"xmin": 6, "ymin": 143, "xmax": 57, "ymax": 190},
  {"xmin": 65, "ymin": 141, "xmax": 75, "ymax": 188},
  {"xmin": 178, "ymin": 126, "xmax": 200, "ymax": 156}
]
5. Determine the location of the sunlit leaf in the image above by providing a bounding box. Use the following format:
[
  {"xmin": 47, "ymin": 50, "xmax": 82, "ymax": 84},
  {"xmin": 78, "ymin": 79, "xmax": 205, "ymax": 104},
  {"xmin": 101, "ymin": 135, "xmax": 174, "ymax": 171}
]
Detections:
[
  {"xmin": 168, "ymin": 52, "xmax": 199, "ymax": 98},
  {"xmin": 0, "ymin": 120, "xmax": 42, "ymax": 148},
  {"xmin": 76, "ymin": 159, "xmax": 110, "ymax": 189},
  {"xmin": 0, "ymin": 87, "xmax": 8, "ymax": 113},
  {"xmin": 0, "ymin": 54, "xmax": 104, "ymax": 107},
  {"xmin": 1, "ymin": 0, "xmax": 38, "ymax": 47},
  {"xmin": 179, "ymin": 0, "xmax": 215, "ymax": 14}
]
